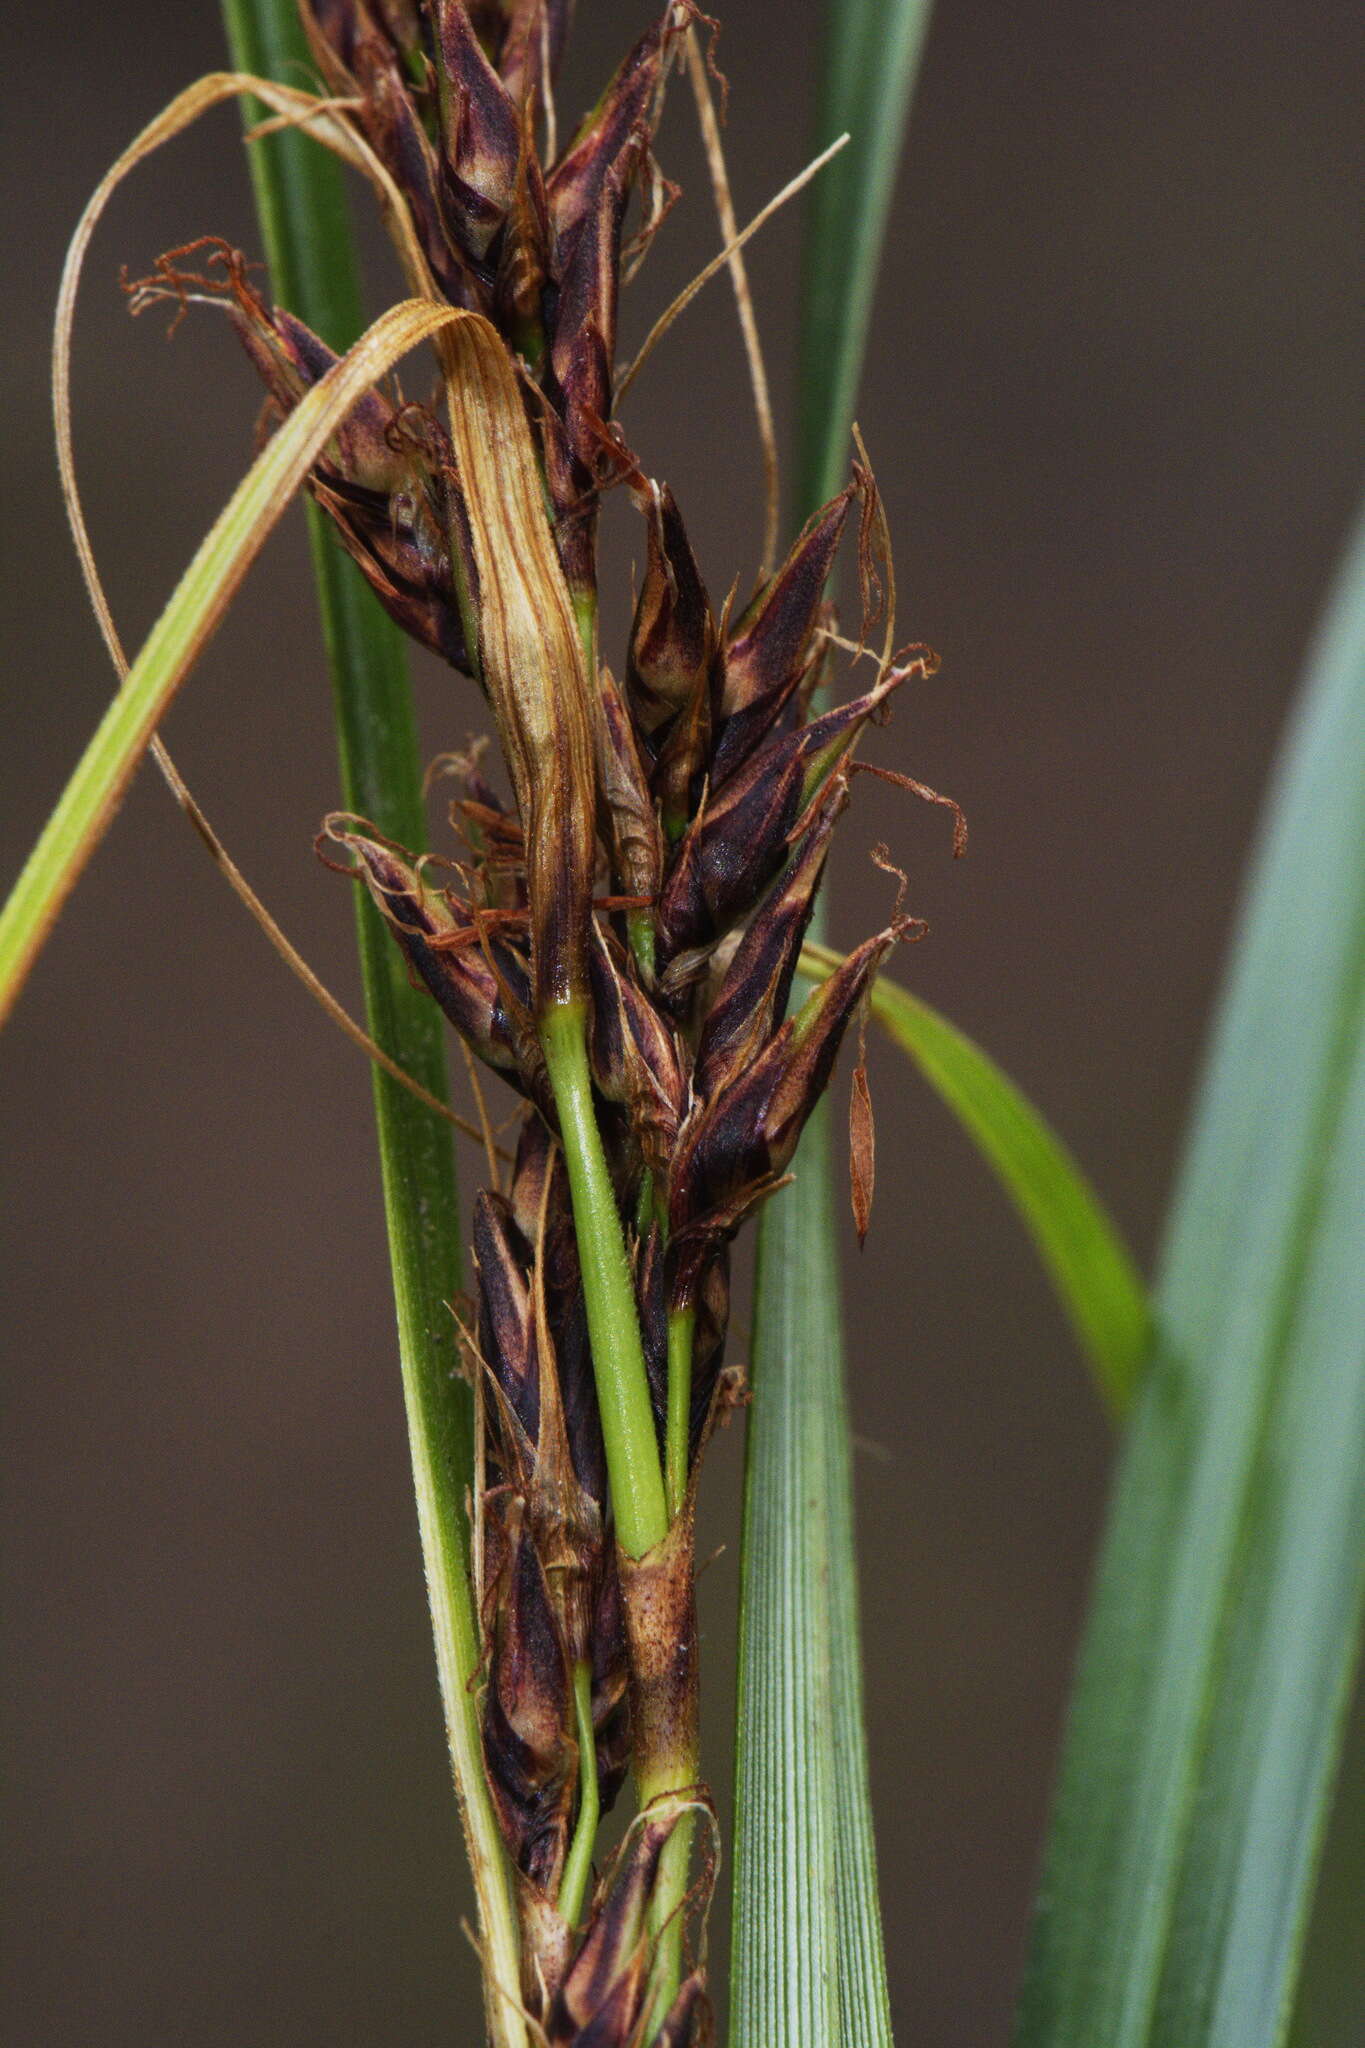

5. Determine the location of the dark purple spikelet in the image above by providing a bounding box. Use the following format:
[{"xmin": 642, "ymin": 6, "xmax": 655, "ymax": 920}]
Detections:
[
  {"xmin": 473, "ymin": 1118, "xmax": 635, "ymax": 1984},
  {"xmin": 499, "ymin": 1117, "xmax": 605, "ymax": 1505},
  {"xmin": 207, "ymin": 263, "xmax": 472, "ymax": 667},
  {"xmin": 481, "ymin": 1502, "xmax": 576, "ymax": 1893},
  {"xmin": 326, "ymin": 823, "xmax": 544, "ymax": 1098},
  {"xmin": 691, "ymin": 775, "xmax": 847, "ymax": 1102},
  {"xmin": 431, "ymin": 0, "xmax": 523, "ymax": 258},
  {"xmin": 710, "ymin": 482, "xmax": 858, "ymax": 782},
  {"xmin": 545, "ymin": 1809, "xmax": 691, "ymax": 2045},
  {"xmin": 654, "ymin": 668, "xmax": 905, "ymax": 968},
  {"xmin": 627, "ymin": 480, "xmax": 717, "ymax": 738},
  {"xmin": 666, "ymin": 919, "xmax": 907, "ymax": 1304},
  {"xmin": 587, "ymin": 922, "xmax": 686, "ymax": 1183}
]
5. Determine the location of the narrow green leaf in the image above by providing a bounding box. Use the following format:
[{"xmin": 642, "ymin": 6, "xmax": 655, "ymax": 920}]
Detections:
[
  {"xmin": 1015, "ymin": 505, "xmax": 1365, "ymax": 2048},
  {"xmin": 2, "ymin": 294, "xmax": 458, "ymax": 1028},
  {"xmin": 732, "ymin": 1101, "xmax": 841, "ymax": 2047},
  {"xmin": 1286, "ymin": 1700, "xmax": 1365, "ymax": 2047},
  {"xmin": 802, "ymin": 943, "xmax": 1150, "ymax": 1414},
  {"xmin": 219, "ymin": 9, "xmax": 524, "ymax": 2040},
  {"xmin": 734, "ymin": 5, "xmax": 935, "ymax": 2042},
  {"xmin": 798, "ymin": 0, "xmax": 936, "ymax": 515}
]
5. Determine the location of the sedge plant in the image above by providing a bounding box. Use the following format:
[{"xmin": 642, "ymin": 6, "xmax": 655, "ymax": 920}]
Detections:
[{"xmin": 3, "ymin": 2, "xmax": 1362, "ymax": 2044}]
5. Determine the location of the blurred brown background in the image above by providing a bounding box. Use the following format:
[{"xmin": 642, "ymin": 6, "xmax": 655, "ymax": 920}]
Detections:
[{"xmin": 3, "ymin": 2, "xmax": 1363, "ymax": 2042}]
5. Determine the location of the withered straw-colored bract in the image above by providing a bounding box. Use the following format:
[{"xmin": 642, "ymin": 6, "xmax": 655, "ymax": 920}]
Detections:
[{"xmin": 149, "ymin": 2, "xmax": 951, "ymax": 2035}]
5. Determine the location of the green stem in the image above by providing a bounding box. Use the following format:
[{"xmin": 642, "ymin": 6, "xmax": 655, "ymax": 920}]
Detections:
[
  {"xmin": 538, "ymin": 999, "xmax": 669, "ymax": 1558},
  {"xmin": 665, "ymin": 1306, "xmax": 696, "ymax": 1519},
  {"xmin": 558, "ymin": 1660, "xmax": 601, "ymax": 1928},
  {"xmin": 539, "ymin": 1006, "xmax": 698, "ymax": 1998},
  {"xmin": 640, "ymin": 1775, "xmax": 696, "ymax": 2038},
  {"xmin": 644, "ymin": 1300, "xmax": 699, "ymax": 2027}
]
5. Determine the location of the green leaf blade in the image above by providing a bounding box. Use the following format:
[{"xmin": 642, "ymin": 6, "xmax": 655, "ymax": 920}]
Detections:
[
  {"xmin": 1015, "ymin": 507, "xmax": 1365, "ymax": 2048},
  {"xmin": 4, "ymin": 292, "xmax": 458, "ymax": 1026},
  {"xmin": 806, "ymin": 952, "xmax": 1149, "ymax": 1414},
  {"xmin": 733, "ymin": 5, "xmax": 935, "ymax": 2041},
  {"xmin": 799, "ymin": 0, "xmax": 936, "ymax": 514},
  {"xmin": 732, "ymin": 1111, "xmax": 841, "ymax": 2048},
  {"xmin": 219, "ymin": 7, "xmax": 524, "ymax": 2039}
]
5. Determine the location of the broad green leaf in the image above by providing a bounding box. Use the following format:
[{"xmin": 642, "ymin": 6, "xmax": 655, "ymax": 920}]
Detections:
[
  {"xmin": 1015, "ymin": 505, "xmax": 1365, "ymax": 2048},
  {"xmin": 801, "ymin": 943, "xmax": 1149, "ymax": 1414},
  {"xmin": 733, "ymin": 4, "xmax": 935, "ymax": 2043}
]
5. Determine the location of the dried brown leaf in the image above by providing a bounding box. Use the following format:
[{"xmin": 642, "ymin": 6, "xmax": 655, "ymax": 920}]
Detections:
[
  {"xmin": 439, "ymin": 314, "xmax": 599, "ymax": 1012},
  {"xmin": 849, "ymin": 1042, "xmax": 875, "ymax": 1246}
]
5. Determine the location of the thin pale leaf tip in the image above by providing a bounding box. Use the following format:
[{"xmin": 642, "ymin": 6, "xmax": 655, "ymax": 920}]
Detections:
[{"xmin": 849, "ymin": 1035, "xmax": 875, "ymax": 1246}]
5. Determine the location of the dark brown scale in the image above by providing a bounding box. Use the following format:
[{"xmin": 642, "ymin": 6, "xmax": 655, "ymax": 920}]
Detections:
[
  {"xmin": 481, "ymin": 1512, "xmax": 575, "ymax": 1890},
  {"xmin": 709, "ymin": 483, "xmax": 856, "ymax": 782},
  {"xmin": 666, "ymin": 926, "xmax": 903, "ymax": 1304},
  {"xmin": 627, "ymin": 482, "xmax": 716, "ymax": 737}
]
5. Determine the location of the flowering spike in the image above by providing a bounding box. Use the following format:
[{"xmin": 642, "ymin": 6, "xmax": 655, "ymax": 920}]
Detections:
[
  {"xmin": 182, "ymin": 4, "xmax": 958, "ymax": 2018},
  {"xmin": 325, "ymin": 823, "xmax": 539, "ymax": 1090},
  {"xmin": 627, "ymin": 482, "xmax": 717, "ymax": 736},
  {"xmin": 692, "ymin": 775, "xmax": 847, "ymax": 1102},
  {"xmin": 656, "ymin": 670, "xmax": 905, "ymax": 965},
  {"xmin": 668, "ymin": 921, "xmax": 905, "ymax": 1280},
  {"xmin": 587, "ymin": 922, "xmax": 686, "ymax": 1181},
  {"xmin": 432, "ymin": 0, "xmax": 522, "ymax": 258},
  {"xmin": 711, "ymin": 483, "xmax": 855, "ymax": 780},
  {"xmin": 481, "ymin": 1504, "xmax": 575, "ymax": 1893}
]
